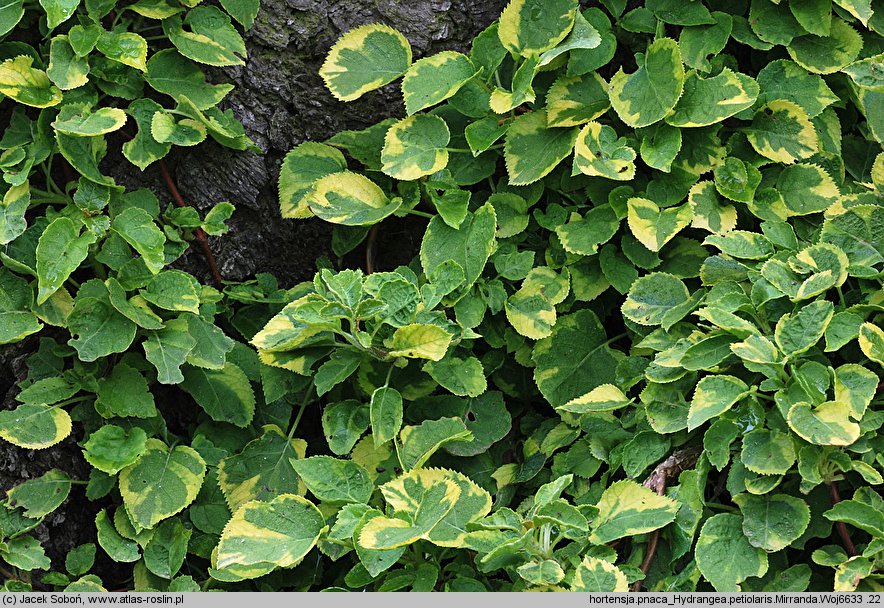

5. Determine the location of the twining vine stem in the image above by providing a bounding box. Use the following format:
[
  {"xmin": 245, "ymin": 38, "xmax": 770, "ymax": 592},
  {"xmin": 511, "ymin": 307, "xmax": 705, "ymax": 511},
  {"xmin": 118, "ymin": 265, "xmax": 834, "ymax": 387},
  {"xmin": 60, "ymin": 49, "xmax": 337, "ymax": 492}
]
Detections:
[
  {"xmin": 828, "ymin": 480, "xmax": 858, "ymax": 557},
  {"xmin": 632, "ymin": 446, "xmax": 702, "ymax": 592},
  {"xmin": 156, "ymin": 159, "xmax": 224, "ymax": 287},
  {"xmin": 115, "ymin": 130, "xmax": 224, "ymax": 286}
]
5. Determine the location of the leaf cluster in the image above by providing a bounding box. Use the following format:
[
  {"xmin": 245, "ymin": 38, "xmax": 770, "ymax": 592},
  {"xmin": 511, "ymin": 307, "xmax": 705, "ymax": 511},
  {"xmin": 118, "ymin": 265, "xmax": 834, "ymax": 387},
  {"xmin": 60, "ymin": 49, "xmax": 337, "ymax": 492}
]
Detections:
[{"xmin": 2, "ymin": 0, "xmax": 884, "ymax": 595}]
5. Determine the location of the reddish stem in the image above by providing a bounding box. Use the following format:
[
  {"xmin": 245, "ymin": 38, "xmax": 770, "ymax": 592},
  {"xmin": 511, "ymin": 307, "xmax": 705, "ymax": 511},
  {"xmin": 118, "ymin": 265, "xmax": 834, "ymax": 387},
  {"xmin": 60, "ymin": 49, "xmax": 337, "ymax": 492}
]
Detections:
[
  {"xmin": 365, "ymin": 225, "xmax": 379, "ymax": 275},
  {"xmin": 632, "ymin": 447, "xmax": 702, "ymax": 591},
  {"xmin": 828, "ymin": 481, "xmax": 858, "ymax": 557},
  {"xmin": 157, "ymin": 159, "xmax": 224, "ymax": 287}
]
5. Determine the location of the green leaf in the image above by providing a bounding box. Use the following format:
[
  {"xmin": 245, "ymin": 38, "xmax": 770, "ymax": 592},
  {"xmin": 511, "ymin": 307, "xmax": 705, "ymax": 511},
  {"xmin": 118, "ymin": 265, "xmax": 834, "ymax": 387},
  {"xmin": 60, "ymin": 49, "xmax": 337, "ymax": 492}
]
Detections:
[
  {"xmin": 369, "ymin": 387, "xmax": 403, "ymax": 447},
  {"xmin": 734, "ymin": 493, "xmax": 811, "ymax": 552},
  {"xmin": 144, "ymin": 518, "xmax": 190, "ymax": 579},
  {"xmin": 218, "ymin": 0, "xmax": 258, "ymax": 28},
  {"xmin": 424, "ymin": 355, "xmax": 486, "ymax": 398},
  {"xmin": 705, "ymin": 230, "xmax": 774, "ymax": 260},
  {"xmin": 498, "ymin": 0, "xmax": 579, "ymax": 57},
  {"xmin": 421, "ymin": 203, "xmax": 496, "ymax": 288},
  {"xmin": 0, "ymin": 269, "xmax": 42, "ymax": 344},
  {"xmin": 6, "ymin": 469, "xmax": 71, "ymax": 518},
  {"xmin": 787, "ymin": 401, "xmax": 860, "ymax": 446},
  {"xmin": 689, "ymin": 181, "xmax": 737, "ymax": 234},
  {"xmin": 140, "ymin": 270, "xmax": 200, "ymax": 313},
  {"xmin": 843, "ymin": 53, "xmax": 884, "ymax": 91},
  {"xmin": 555, "ymin": 205, "xmax": 619, "ymax": 255},
  {"xmin": 123, "ymin": 99, "xmax": 172, "ymax": 170},
  {"xmin": 504, "ymin": 286, "xmax": 557, "ymax": 340},
  {"xmin": 667, "ymin": 69, "xmax": 759, "ymax": 127},
  {"xmin": 320, "ymin": 24, "xmax": 411, "ymax": 101},
  {"xmin": 776, "ymin": 164, "xmax": 839, "ymax": 216},
  {"xmin": 47, "ymin": 36, "xmax": 89, "ymax": 90},
  {"xmin": 83, "ymin": 425, "xmax": 148, "ymax": 475},
  {"xmin": 748, "ymin": 100, "xmax": 819, "ymax": 164},
  {"xmin": 820, "ymin": 205, "xmax": 884, "ymax": 277},
  {"xmin": 570, "ymin": 556, "xmax": 628, "ymax": 592},
  {"xmin": 15, "ymin": 377, "xmax": 78, "ymax": 406},
  {"xmin": 589, "ymin": 479, "xmax": 679, "ymax": 544},
  {"xmin": 547, "ymin": 72, "xmax": 610, "ymax": 127},
  {"xmin": 402, "ymin": 51, "xmax": 476, "ymax": 115},
  {"xmin": 533, "ymin": 309, "xmax": 619, "ymax": 408},
  {"xmin": 216, "ymin": 494, "xmax": 325, "ymax": 575},
  {"xmin": 627, "ymin": 197, "xmax": 692, "ymax": 252},
  {"xmin": 185, "ymin": 314, "xmax": 234, "ymax": 369},
  {"xmin": 518, "ymin": 559, "xmax": 565, "ymax": 586},
  {"xmin": 96, "ymin": 31, "xmax": 148, "ymax": 71},
  {"xmin": 279, "ymin": 142, "xmax": 346, "ymax": 219},
  {"xmin": 556, "ymin": 384, "xmax": 631, "ymax": 414},
  {"xmin": 163, "ymin": 6, "xmax": 246, "ymax": 67},
  {"xmin": 0, "ymin": 0, "xmax": 23, "ymax": 36},
  {"xmin": 756, "ymin": 60, "xmax": 838, "ymax": 118},
  {"xmin": 145, "ymin": 49, "xmax": 233, "ymax": 110},
  {"xmin": 0, "ymin": 56, "xmax": 62, "ymax": 108},
  {"xmin": 381, "ymin": 115, "xmax": 450, "ymax": 181},
  {"xmin": 609, "ymin": 38, "xmax": 685, "ymax": 128},
  {"xmin": 291, "ymin": 456, "xmax": 373, "ymax": 504},
  {"xmin": 504, "ymin": 111, "xmax": 578, "ymax": 185},
  {"xmin": 95, "ymin": 509, "xmax": 141, "ymax": 562},
  {"xmin": 679, "ymin": 11, "xmax": 733, "ymax": 71},
  {"xmin": 95, "ymin": 363, "xmax": 158, "ymax": 418},
  {"xmin": 687, "ymin": 375, "xmax": 750, "ymax": 431},
  {"xmin": 537, "ymin": 10, "xmax": 602, "ymax": 67},
  {"xmin": 56, "ymin": 132, "xmax": 116, "ymax": 187},
  {"xmin": 307, "ymin": 171, "xmax": 401, "ymax": 226},
  {"xmin": 639, "ymin": 123, "xmax": 682, "ymax": 172},
  {"xmin": 67, "ymin": 292, "xmax": 137, "ymax": 363},
  {"xmin": 180, "ymin": 363, "xmax": 256, "ymax": 428},
  {"xmin": 119, "ymin": 439, "xmax": 206, "ymax": 529},
  {"xmin": 714, "ymin": 158, "xmax": 761, "ymax": 204},
  {"xmin": 151, "ymin": 112, "xmax": 207, "ymax": 146},
  {"xmin": 787, "ymin": 18, "xmax": 862, "ymax": 74},
  {"xmin": 2, "ymin": 536, "xmax": 50, "ymax": 571},
  {"xmin": 218, "ymin": 425, "xmax": 307, "ymax": 512},
  {"xmin": 323, "ymin": 400, "xmax": 370, "ymax": 455},
  {"xmin": 573, "ymin": 121, "xmax": 636, "ymax": 180},
  {"xmin": 373, "ymin": 468, "xmax": 490, "ymax": 547},
  {"xmin": 399, "ymin": 417, "xmax": 473, "ymax": 470},
  {"xmin": 859, "ymin": 322, "xmax": 884, "ymax": 366},
  {"xmin": 65, "ymin": 544, "xmax": 96, "ymax": 577},
  {"xmin": 0, "ymin": 182, "xmax": 30, "ymax": 246},
  {"xmin": 622, "ymin": 272, "xmax": 690, "ymax": 326},
  {"xmin": 38, "ymin": 0, "xmax": 78, "ymax": 29},
  {"xmin": 54, "ymin": 106, "xmax": 127, "ymax": 137},
  {"xmin": 144, "ymin": 316, "xmax": 196, "ymax": 384},
  {"xmin": 741, "ymin": 429, "xmax": 796, "ymax": 475},
  {"xmin": 36, "ymin": 217, "xmax": 95, "ymax": 305},
  {"xmin": 696, "ymin": 513, "xmax": 768, "ymax": 591},
  {"xmin": 111, "ymin": 207, "xmax": 166, "ymax": 274},
  {"xmin": 824, "ymin": 488, "xmax": 884, "ymax": 538},
  {"xmin": 315, "ymin": 350, "xmax": 362, "ymax": 396},
  {"xmin": 774, "ymin": 300, "xmax": 834, "ymax": 358},
  {"xmin": 0, "ymin": 404, "xmax": 72, "ymax": 449}
]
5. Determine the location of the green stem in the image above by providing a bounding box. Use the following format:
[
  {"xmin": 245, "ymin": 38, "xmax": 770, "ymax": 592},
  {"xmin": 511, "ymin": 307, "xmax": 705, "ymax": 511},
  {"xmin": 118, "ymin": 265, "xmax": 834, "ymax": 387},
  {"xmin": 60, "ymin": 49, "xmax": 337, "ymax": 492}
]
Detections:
[
  {"xmin": 836, "ymin": 285, "xmax": 846, "ymax": 308},
  {"xmin": 288, "ymin": 380, "xmax": 314, "ymax": 438},
  {"xmin": 706, "ymin": 502, "xmax": 739, "ymax": 513},
  {"xmin": 408, "ymin": 209, "xmax": 434, "ymax": 219},
  {"xmin": 53, "ymin": 395, "xmax": 93, "ymax": 408},
  {"xmin": 30, "ymin": 197, "xmax": 70, "ymax": 205}
]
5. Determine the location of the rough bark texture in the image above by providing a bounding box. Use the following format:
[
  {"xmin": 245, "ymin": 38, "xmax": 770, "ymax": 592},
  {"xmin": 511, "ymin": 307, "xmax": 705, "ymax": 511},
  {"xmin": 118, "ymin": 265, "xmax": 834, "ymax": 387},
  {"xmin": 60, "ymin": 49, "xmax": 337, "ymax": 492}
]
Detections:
[
  {"xmin": 0, "ymin": 0, "xmax": 506, "ymax": 572},
  {"xmin": 170, "ymin": 0, "xmax": 507, "ymax": 286}
]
